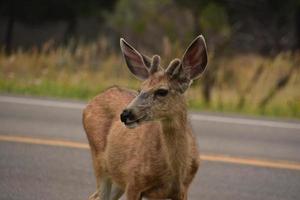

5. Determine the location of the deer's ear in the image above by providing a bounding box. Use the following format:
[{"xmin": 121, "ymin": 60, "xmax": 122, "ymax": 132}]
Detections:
[
  {"xmin": 182, "ymin": 35, "xmax": 208, "ymax": 80},
  {"xmin": 120, "ymin": 38, "xmax": 150, "ymax": 80}
]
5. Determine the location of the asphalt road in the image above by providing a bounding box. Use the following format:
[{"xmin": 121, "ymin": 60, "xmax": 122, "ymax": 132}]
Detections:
[{"xmin": 0, "ymin": 95, "xmax": 300, "ymax": 200}]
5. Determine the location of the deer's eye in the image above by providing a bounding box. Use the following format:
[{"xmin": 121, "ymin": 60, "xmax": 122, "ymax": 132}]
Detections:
[{"xmin": 154, "ymin": 89, "xmax": 169, "ymax": 97}]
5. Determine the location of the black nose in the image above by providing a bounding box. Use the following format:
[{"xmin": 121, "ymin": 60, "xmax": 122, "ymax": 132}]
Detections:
[{"xmin": 120, "ymin": 109, "xmax": 135, "ymax": 123}]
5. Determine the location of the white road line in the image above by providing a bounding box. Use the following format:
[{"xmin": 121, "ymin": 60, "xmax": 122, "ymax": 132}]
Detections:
[
  {"xmin": 1, "ymin": 95, "xmax": 300, "ymax": 130},
  {"xmin": 0, "ymin": 96, "xmax": 85, "ymax": 109},
  {"xmin": 190, "ymin": 114, "xmax": 300, "ymax": 130}
]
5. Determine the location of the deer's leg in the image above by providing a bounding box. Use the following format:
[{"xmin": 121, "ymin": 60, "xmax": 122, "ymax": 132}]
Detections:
[
  {"xmin": 99, "ymin": 177, "xmax": 113, "ymax": 200},
  {"xmin": 170, "ymin": 186, "xmax": 188, "ymax": 200},
  {"xmin": 125, "ymin": 184, "xmax": 142, "ymax": 200},
  {"xmin": 171, "ymin": 195, "xmax": 187, "ymax": 200},
  {"xmin": 181, "ymin": 191, "xmax": 188, "ymax": 200},
  {"xmin": 89, "ymin": 191, "xmax": 99, "ymax": 200},
  {"xmin": 180, "ymin": 188, "xmax": 188, "ymax": 200},
  {"xmin": 89, "ymin": 147, "xmax": 112, "ymax": 199},
  {"xmin": 109, "ymin": 183, "xmax": 124, "ymax": 200},
  {"xmin": 89, "ymin": 176, "xmax": 112, "ymax": 200},
  {"xmin": 89, "ymin": 151, "xmax": 101, "ymax": 200}
]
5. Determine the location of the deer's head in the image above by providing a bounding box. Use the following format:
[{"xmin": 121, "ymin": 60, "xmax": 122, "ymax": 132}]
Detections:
[{"xmin": 120, "ymin": 36, "xmax": 208, "ymax": 128}]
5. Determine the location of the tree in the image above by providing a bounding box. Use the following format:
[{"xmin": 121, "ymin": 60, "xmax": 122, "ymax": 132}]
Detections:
[
  {"xmin": 174, "ymin": 0, "xmax": 231, "ymax": 104},
  {"xmin": 0, "ymin": 0, "xmax": 117, "ymax": 54}
]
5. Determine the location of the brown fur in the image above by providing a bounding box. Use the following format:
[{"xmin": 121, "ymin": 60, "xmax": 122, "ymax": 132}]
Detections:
[{"xmin": 83, "ymin": 82, "xmax": 199, "ymax": 199}]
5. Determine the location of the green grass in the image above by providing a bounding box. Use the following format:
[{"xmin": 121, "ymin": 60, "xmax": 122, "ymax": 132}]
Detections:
[
  {"xmin": 0, "ymin": 47, "xmax": 299, "ymax": 119},
  {"xmin": 0, "ymin": 78, "xmax": 100, "ymax": 100},
  {"xmin": 188, "ymin": 99, "xmax": 300, "ymax": 119}
]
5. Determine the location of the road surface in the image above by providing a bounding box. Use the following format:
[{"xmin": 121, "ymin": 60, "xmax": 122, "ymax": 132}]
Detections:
[{"xmin": 0, "ymin": 95, "xmax": 300, "ymax": 200}]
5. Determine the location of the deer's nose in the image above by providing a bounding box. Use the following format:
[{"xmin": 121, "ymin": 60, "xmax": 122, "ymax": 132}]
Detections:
[{"xmin": 120, "ymin": 109, "xmax": 135, "ymax": 123}]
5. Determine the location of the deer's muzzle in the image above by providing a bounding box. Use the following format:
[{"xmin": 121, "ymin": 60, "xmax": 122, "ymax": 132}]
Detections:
[
  {"xmin": 120, "ymin": 109, "xmax": 135, "ymax": 123},
  {"xmin": 120, "ymin": 108, "xmax": 148, "ymax": 128}
]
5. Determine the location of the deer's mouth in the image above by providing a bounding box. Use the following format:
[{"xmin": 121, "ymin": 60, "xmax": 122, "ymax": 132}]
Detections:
[{"xmin": 124, "ymin": 115, "xmax": 148, "ymax": 129}]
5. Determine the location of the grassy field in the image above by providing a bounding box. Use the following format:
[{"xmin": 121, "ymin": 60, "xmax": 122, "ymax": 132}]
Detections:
[{"xmin": 0, "ymin": 44, "xmax": 299, "ymax": 119}]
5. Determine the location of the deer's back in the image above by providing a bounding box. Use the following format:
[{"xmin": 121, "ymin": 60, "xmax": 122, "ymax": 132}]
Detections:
[{"xmin": 83, "ymin": 86, "xmax": 137, "ymax": 153}]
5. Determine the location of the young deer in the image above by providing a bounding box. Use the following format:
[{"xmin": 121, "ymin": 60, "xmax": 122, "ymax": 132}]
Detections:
[{"xmin": 83, "ymin": 35, "xmax": 208, "ymax": 200}]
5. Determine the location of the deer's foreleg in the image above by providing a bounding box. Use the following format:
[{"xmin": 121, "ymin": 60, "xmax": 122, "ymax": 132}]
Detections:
[
  {"xmin": 89, "ymin": 177, "xmax": 112, "ymax": 200},
  {"xmin": 109, "ymin": 183, "xmax": 124, "ymax": 200},
  {"xmin": 125, "ymin": 184, "xmax": 142, "ymax": 200}
]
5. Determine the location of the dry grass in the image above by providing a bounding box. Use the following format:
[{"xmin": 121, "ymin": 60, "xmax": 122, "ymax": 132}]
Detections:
[{"xmin": 0, "ymin": 43, "xmax": 299, "ymax": 119}]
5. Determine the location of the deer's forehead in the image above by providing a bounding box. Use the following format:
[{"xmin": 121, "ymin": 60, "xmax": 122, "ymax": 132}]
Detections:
[{"xmin": 141, "ymin": 72, "xmax": 169, "ymax": 90}]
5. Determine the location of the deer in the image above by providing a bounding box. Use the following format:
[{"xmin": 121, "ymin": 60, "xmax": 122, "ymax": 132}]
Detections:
[{"xmin": 82, "ymin": 35, "xmax": 208, "ymax": 200}]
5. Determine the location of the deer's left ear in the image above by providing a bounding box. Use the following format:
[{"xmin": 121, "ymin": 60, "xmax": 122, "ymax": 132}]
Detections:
[
  {"xmin": 120, "ymin": 38, "xmax": 151, "ymax": 80},
  {"xmin": 182, "ymin": 35, "xmax": 208, "ymax": 80}
]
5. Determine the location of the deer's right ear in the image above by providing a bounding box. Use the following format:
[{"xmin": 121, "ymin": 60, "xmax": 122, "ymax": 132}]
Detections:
[
  {"xmin": 120, "ymin": 38, "xmax": 150, "ymax": 80},
  {"xmin": 182, "ymin": 35, "xmax": 208, "ymax": 80}
]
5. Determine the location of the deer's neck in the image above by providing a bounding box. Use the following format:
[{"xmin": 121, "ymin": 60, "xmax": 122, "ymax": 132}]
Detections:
[{"xmin": 160, "ymin": 99, "xmax": 189, "ymax": 179}]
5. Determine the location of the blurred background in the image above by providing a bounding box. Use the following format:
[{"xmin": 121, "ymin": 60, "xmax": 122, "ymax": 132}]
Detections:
[
  {"xmin": 1, "ymin": 1, "xmax": 300, "ymax": 200},
  {"xmin": 0, "ymin": 0, "xmax": 299, "ymax": 118}
]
